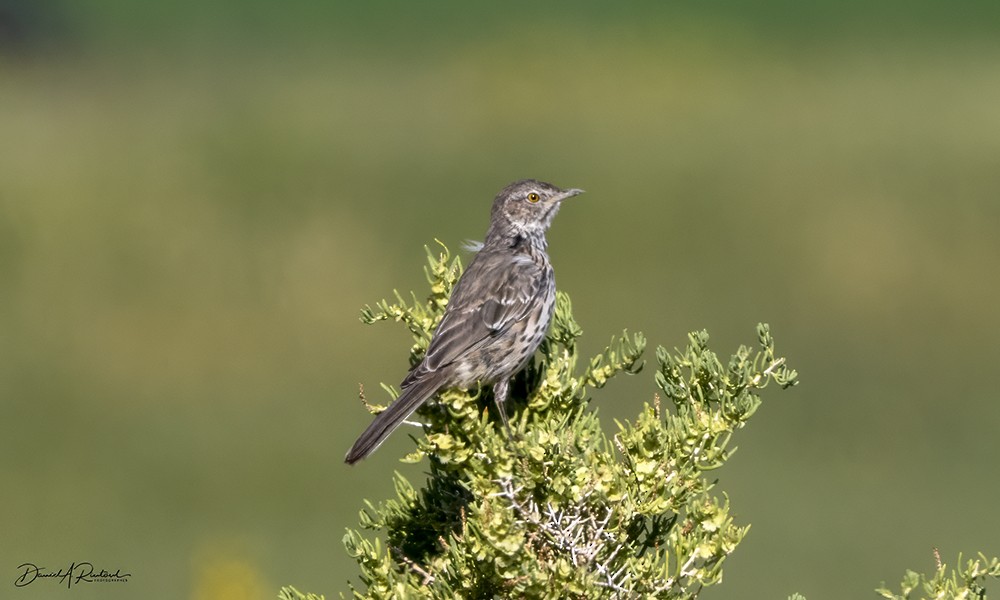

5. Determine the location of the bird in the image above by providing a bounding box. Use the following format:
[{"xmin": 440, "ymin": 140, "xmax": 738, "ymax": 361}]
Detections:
[{"xmin": 345, "ymin": 179, "xmax": 583, "ymax": 464}]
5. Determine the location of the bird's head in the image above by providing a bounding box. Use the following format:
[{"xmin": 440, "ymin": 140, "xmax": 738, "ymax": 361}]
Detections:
[{"xmin": 487, "ymin": 179, "xmax": 583, "ymax": 242}]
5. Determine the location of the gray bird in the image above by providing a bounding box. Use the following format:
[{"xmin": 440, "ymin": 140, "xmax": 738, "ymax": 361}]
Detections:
[{"xmin": 345, "ymin": 179, "xmax": 583, "ymax": 464}]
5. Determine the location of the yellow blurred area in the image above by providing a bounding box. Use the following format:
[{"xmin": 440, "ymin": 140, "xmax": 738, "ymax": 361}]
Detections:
[{"xmin": 192, "ymin": 549, "xmax": 270, "ymax": 600}]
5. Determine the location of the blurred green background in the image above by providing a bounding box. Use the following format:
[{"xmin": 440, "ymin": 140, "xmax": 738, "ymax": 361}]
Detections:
[{"xmin": 2, "ymin": 1, "xmax": 999, "ymax": 598}]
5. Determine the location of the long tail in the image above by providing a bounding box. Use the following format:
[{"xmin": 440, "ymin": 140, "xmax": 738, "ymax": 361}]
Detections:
[{"xmin": 344, "ymin": 375, "xmax": 442, "ymax": 464}]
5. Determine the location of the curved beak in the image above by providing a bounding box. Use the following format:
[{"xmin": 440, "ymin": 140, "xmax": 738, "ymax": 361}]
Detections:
[{"xmin": 557, "ymin": 188, "xmax": 584, "ymax": 201}]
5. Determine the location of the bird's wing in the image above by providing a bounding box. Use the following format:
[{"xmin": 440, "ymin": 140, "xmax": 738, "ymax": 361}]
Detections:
[{"xmin": 415, "ymin": 250, "xmax": 546, "ymax": 377}]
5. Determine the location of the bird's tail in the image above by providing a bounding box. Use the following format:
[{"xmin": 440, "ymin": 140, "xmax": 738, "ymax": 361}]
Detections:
[{"xmin": 344, "ymin": 375, "xmax": 441, "ymax": 464}]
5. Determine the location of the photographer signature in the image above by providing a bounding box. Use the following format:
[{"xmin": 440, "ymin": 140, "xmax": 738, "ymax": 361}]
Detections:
[{"xmin": 14, "ymin": 562, "xmax": 130, "ymax": 588}]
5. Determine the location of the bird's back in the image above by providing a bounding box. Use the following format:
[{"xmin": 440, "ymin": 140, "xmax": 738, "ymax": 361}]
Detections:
[{"xmin": 405, "ymin": 242, "xmax": 554, "ymax": 389}]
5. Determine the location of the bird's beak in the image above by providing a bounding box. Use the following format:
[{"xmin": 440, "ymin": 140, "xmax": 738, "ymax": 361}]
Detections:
[{"xmin": 557, "ymin": 188, "xmax": 584, "ymax": 201}]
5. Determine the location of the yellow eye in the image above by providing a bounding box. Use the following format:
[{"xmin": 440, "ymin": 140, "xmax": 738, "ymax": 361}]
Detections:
[{"xmin": 527, "ymin": 192, "xmax": 540, "ymax": 203}]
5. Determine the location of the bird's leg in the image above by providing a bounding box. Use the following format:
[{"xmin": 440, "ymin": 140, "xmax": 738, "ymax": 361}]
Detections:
[
  {"xmin": 492, "ymin": 379, "xmax": 525, "ymax": 461},
  {"xmin": 492, "ymin": 379, "xmax": 514, "ymax": 439}
]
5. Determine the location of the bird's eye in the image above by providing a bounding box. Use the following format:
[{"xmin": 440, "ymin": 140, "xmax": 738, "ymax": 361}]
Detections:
[{"xmin": 527, "ymin": 192, "xmax": 540, "ymax": 203}]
